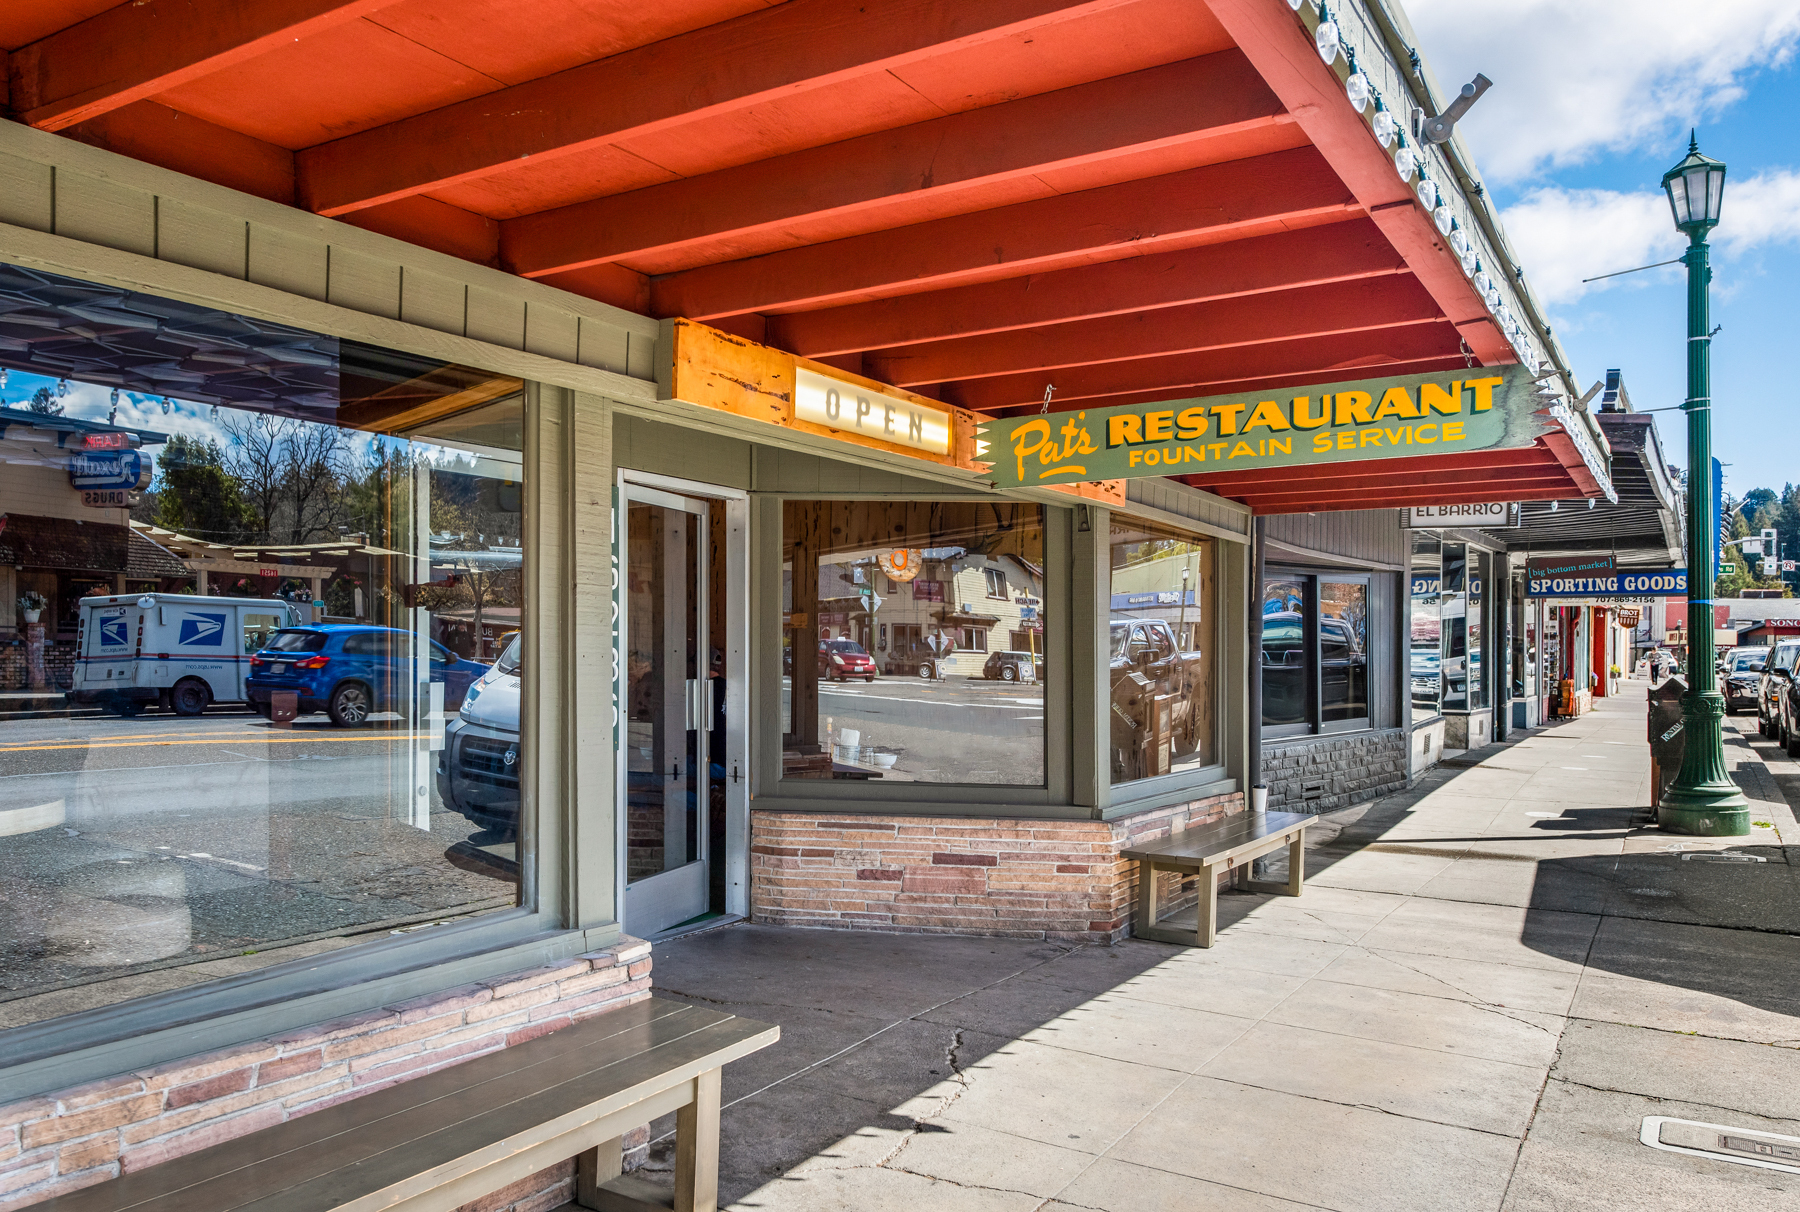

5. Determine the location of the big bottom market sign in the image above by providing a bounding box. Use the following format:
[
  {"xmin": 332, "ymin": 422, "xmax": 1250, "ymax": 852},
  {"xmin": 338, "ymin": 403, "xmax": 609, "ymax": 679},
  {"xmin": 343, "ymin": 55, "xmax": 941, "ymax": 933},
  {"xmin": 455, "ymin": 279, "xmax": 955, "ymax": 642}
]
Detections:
[{"xmin": 976, "ymin": 366, "xmax": 1562, "ymax": 487}]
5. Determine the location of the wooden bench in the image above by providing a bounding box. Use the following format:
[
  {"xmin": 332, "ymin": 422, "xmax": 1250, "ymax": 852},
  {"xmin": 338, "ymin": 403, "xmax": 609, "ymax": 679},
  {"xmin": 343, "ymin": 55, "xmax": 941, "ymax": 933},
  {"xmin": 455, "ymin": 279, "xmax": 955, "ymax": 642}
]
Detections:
[
  {"xmin": 42, "ymin": 998, "xmax": 776, "ymax": 1212},
  {"xmin": 1123, "ymin": 811, "xmax": 1313, "ymax": 948}
]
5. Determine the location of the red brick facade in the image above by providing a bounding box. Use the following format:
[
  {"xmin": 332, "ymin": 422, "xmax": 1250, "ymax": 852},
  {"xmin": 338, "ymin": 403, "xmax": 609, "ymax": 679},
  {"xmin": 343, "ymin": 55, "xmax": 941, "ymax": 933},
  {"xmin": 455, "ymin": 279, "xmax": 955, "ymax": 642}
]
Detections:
[
  {"xmin": 749, "ymin": 791, "xmax": 1243, "ymax": 942},
  {"xmin": 0, "ymin": 941, "xmax": 652, "ymax": 1211}
]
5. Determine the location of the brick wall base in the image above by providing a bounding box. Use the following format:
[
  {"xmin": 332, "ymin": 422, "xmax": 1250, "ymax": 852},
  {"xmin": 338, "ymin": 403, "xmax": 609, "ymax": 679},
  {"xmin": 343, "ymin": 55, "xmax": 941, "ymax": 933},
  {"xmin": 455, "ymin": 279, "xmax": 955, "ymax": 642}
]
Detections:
[
  {"xmin": 749, "ymin": 791, "xmax": 1243, "ymax": 943},
  {"xmin": 1264, "ymin": 729, "xmax": 1408, "ymax": 814},
  {"xmin": 0, "ymin": 940, "xmax": 652, "ymax": 1211}
]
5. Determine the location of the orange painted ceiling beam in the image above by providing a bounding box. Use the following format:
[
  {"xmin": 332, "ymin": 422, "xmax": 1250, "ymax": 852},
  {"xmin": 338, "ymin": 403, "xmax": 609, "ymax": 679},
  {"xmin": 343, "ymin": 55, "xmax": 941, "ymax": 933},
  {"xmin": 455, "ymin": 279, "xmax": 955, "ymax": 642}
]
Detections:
[
  {"xmin": 10, "ymin": 0, "xmax": 399, "ymax": 131},
  {"xmin": 1203, "ymin": 0, "xmax": 1514, "ymax": 365},
  {"xmin": 500, "ymin": 51, "xmax": 1292, "ymax": 277},
  {"xmin": 648, "ymin": 146, "xmax": 1358, "ymax": 319},
  {"xmin": 984, "ymin": 355, "xmax": 1468, "ymax": 416},
  {"xmin": 1221, "ymin": 480, "xmax": 1577, "ymax": 513},
  {"xmin": 868, "ymin": 275, "xmax": 1440, "ymax": 387},
  {"xmin": 772, "ymin": 218, "xmax": 1404, "ymax": 357},
  {"xmin": 946, "ymin": 321, "xmax": 1460, "ymax": 411},
  {"xmin": 297, "ymin": 0, "xmax": 1142, "ymax": 217}
]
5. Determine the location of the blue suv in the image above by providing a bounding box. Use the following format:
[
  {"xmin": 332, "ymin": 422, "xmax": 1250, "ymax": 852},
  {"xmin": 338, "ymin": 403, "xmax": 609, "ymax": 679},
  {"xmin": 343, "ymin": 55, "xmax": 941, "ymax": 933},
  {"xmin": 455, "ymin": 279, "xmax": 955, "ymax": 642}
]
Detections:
[{"xmin": 247, "ymin": 624, "xmax": 488, "ymax": 726}]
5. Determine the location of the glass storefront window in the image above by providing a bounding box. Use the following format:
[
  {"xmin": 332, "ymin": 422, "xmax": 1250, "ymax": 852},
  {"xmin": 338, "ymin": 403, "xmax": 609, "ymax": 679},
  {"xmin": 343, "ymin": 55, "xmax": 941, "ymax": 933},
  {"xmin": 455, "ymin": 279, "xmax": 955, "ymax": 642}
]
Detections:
[
  {"xmin": 0, "ymin": 261, "xmax": 525, "ymax": 1026},
  {"xmin": 1409, "ymin": 533, "xmax": 1441, "ymax": 719},
  {"xmin": 781, "ymin": 501, "xmax": 1044, "ymax": 785},
  {"xmin": 1441, "ymin": 543, "xmax": 1469, "ymax": 711},
  {"xmin": 1320, "ymin": 580, "xmax": 1369, "ymax": 722},
  {"xmin": 1262, "ymin": 572, "xmax": 1370, "ymax": 733},
  {"xmin": 1469, "ymin": 550, "xmax": 1488, "ymax": 710},
  {"xmin": 1108, "ymin": 519, "xmax": 1216, "ymax": 784},
  {"xmin": 1261, "ymin": 577, "xmax": 1308, "ymax": 728}
]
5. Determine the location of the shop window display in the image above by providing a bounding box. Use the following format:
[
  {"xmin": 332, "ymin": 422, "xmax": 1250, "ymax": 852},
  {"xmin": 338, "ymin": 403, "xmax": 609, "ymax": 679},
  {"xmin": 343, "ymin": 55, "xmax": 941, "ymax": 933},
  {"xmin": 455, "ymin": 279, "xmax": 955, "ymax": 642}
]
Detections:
[
  {"xmin": 0, "ymin": 261, "xmax": 526, "ymax": 1025},
  {"xmin": 1109, "ymin": 520, "xmax": 1216, "ymax": 784},
  {"xmin": 781, "ymin": 501, "xmax": 1044, "ymax": 785}
]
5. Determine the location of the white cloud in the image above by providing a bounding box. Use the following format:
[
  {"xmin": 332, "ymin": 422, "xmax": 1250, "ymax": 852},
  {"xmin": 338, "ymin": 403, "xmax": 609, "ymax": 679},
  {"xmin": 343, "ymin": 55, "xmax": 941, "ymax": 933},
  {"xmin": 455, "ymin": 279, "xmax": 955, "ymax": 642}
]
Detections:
[
  {"xmin": 1404, "ymin": 0, "xmax": 1800, "ymax": 182},
  {"xmin": 1501, "ymin": 168, "xmax": 1800, "ymax": 306}
]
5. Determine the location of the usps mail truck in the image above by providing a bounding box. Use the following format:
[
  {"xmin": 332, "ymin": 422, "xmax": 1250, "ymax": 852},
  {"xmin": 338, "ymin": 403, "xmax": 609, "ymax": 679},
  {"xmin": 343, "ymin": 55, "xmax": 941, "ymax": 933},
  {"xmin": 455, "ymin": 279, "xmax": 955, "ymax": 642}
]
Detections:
[{"xmin": 71, "ymin": 594, "xmax": 305, "ymax": 716}]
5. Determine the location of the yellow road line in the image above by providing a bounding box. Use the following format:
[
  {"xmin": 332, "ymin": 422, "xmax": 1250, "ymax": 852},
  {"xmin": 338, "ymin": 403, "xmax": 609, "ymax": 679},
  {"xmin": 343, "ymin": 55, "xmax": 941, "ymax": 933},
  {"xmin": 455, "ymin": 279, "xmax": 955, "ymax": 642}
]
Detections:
[{"xmin": 0, "ymin": 734, "xmax": 426, "ymax": 754}]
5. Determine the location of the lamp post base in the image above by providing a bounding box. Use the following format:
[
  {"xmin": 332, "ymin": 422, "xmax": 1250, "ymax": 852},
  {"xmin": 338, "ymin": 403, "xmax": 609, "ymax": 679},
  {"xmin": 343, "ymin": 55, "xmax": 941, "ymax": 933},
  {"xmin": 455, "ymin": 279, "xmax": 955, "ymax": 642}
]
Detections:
[{"xmin": 1657, "ymin": 781, "xmax": 1750, "ymax": 836}]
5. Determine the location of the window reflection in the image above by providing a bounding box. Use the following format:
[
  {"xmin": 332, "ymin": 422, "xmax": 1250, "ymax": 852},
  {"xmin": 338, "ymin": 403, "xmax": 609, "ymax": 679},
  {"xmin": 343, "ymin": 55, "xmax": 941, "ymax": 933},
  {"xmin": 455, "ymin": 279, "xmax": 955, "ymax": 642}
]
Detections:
[
  {"xmin": 1410, "ymin": 533, "xmax": 1442, "ymax": 719},
  {"xmin": 1261, "ymin": 577, "xmax": 1307, "ymax": 727},
  {"xmin": 781, "ymin": 501, "xmax": 1044, "ymax": 785},
  {"xmin": 1320, "ymin": 581, "xmax": 1368, "ymax": 722},
  {"xmin": 1109, "ymin": 520, "xmax": 1215, "ymax": 784},
  {"xmin": 0, "ymin": 261, "xmax": 523, "ymax": 1026}
]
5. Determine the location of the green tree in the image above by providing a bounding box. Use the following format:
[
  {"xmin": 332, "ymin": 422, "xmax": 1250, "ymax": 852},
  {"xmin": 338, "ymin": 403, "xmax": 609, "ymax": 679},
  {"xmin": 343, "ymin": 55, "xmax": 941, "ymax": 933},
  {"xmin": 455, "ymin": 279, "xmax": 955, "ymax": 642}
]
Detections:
[
  {"xmin": 149, "ymin": 434, "xmax": 254, "ymax": 542},
  {"xmin": 26, "ymin": 386, "xmax": 62, "ymax": 416}
]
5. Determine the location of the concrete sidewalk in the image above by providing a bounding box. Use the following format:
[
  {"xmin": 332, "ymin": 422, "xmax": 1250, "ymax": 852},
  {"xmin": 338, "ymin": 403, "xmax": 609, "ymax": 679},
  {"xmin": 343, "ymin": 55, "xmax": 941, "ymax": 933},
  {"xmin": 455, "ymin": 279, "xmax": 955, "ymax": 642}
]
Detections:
[{"xmin": 645, "ymin": 686, "xmax": 1800, "ymax": 1211}]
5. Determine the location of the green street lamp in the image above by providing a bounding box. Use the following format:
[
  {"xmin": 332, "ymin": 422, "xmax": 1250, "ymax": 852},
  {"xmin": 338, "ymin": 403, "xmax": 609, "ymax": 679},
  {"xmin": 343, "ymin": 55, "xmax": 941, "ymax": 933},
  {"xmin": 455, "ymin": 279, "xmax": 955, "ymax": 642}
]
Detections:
[{"xmin": 1657, "ymin": 132, "xmax": 1749, "ymax": 836}]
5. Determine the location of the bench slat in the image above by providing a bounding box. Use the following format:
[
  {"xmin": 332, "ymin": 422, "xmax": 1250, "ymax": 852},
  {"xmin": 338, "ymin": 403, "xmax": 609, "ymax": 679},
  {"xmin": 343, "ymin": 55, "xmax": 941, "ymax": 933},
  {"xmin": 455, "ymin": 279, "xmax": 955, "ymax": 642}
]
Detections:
[
  {"xmin": 44, "ymin": 998, "xmax": 696, "ymax": 1212},
  {"xmin": 38, "ymin": 1000, "xmax": 771, "ymax": 1212},
  {"xmin": 268, "ymin": 1019, "xmax": 774, "ymax": 1212},
  {"xmin": 1120, "ymin": 811, "xmax": 1312, "ymax": 864}
]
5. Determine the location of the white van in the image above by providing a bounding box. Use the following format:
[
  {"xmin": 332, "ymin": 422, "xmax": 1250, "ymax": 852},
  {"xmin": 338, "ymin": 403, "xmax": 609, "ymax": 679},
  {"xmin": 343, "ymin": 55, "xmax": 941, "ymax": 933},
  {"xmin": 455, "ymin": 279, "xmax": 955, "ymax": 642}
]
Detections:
[{"xmin": 71, "ymin": 593, "xmax": 306, "ymax": 716}]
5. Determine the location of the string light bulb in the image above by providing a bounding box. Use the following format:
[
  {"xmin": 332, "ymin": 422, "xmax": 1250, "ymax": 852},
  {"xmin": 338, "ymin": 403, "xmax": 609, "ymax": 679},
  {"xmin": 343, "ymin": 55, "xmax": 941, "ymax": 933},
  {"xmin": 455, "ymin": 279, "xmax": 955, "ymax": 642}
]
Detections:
[
  {"xmin": 1433, "ymin": 204, "xmax": 1454, "ymax": 235},
  {"xmin": 1315, "ymin": 15, "xmax": 1341, "ymax": 64},
  {"xmin": 56, "ymin": 378, "xmax": 68, "ymax": 398},
  {"xmin": 1345, "ymin": 71, "xmax": 1371, "ymax": 113},
  {"xmin": 1372, "ymin": 110, "xmax": 1398, "ymax": 148},
  {"xmin": 1394, "ymin": 143, "xmax": 1418, "ymax": 180}
]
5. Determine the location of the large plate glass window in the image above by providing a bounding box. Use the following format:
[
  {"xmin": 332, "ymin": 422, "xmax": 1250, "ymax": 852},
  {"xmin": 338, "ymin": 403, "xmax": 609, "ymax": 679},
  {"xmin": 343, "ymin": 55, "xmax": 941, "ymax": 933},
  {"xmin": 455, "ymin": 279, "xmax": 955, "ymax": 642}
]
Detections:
[
  {"xmin": 1410, "ymin": 533, "xmax": 1442, "ymax": 719},
  {"xmin": 781, "ymin": 501, "xmax": 1044, "ymax": 785},
  {"xmin": 1441, "ymin": 543, "xmax": 1469, "ymax": 711},
  {"xmin": 1108, "ymin": 519, "xmax": 1216, "ymax": 784},
  {"xmin": 1262, "ymin": 571, "xmax": 1371, "ymax": 735},
  {"xmin": 0, "ymin": 261, "xmax": 527, "ymax": 1028}
]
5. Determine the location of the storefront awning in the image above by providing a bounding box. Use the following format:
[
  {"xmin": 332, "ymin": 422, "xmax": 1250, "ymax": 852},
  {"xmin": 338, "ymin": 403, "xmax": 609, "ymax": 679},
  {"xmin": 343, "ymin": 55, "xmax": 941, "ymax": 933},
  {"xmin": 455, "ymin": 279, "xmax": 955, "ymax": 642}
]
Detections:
[{"xmin": 8, "ymin": 0, "xmax": 1592, "ymax": 515}]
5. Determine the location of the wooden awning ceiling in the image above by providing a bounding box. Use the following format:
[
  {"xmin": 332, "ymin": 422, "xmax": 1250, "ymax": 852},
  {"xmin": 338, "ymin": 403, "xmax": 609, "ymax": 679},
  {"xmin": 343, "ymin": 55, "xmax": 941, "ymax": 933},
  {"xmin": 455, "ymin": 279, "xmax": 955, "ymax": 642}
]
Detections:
[{"xmin": 3, "ymin": 0, "xmax": 1603, "ymax": 512}]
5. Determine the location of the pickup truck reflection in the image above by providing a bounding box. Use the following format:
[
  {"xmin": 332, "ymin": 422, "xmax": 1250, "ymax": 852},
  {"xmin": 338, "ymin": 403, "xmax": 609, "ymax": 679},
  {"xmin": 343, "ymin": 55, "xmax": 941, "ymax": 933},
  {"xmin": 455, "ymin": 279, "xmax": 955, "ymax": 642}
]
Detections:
[
  {"xmin": 1110, "ymin": 617, "xmax": 1206, "ymax": 781},
  {"xmin": 1263, "ymin": 611, "xmax": 1369, "ymax": 724}
]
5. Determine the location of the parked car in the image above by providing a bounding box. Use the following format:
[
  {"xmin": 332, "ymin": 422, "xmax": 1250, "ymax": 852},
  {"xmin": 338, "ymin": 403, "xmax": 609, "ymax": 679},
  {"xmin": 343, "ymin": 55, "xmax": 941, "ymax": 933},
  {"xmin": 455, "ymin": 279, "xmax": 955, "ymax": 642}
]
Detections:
[
  {"xmin": 820, "ymin": 639, "xmax": 877, "ymax": 682},
  {"xmin": 1722, "ymin": 646, "xmax": 1769, "ymax": 714},
  {"xmin": 439, "ymin": 633, "xmax": 522, "ymax": 837},
  {"xmin": 1109, "ymin": 617, "xmax": 1206, "ymax": 779},
  {"xmin": 1756, "ymin": 640, "xmax": 1800, "ymax": 741},
  {"xmin": 982, "ymin": 650, "xmax": 1040, "ymax": 682},
  {"xmin": 246, "ymin": 624, "xmax": 488, "ymax": 726}
]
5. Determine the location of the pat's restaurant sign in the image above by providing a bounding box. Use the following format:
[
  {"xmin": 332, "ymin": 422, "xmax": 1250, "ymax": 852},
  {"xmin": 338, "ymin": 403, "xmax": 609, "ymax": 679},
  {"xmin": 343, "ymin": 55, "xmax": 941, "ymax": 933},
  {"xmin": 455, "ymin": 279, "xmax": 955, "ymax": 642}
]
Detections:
[{"xmin": 976, "ymin": 366, "xmax": 1548, "ymax": 487}]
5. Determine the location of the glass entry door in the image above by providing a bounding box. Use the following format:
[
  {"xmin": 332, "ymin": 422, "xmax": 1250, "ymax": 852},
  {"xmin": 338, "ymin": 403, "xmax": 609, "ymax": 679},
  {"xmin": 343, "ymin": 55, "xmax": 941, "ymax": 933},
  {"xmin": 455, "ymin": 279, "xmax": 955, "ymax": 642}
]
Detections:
[{"xmin": 621, "ymin": 485, "xmax": 711, "ymax": 937}]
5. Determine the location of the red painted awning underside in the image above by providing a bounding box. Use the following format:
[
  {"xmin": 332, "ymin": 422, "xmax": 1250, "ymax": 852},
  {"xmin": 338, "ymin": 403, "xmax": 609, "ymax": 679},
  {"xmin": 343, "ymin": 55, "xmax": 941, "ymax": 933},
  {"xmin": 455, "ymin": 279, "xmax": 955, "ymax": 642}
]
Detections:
[{"xmin": 0, "ymin": 0, "xmax": 1598, "ymax": 513}]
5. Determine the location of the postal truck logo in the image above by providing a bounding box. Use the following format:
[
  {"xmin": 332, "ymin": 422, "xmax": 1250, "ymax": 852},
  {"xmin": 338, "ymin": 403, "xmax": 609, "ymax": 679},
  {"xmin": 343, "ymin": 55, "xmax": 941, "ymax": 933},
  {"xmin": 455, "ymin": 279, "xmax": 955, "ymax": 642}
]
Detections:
[
  {"xmin": 178, "ymin": 612, "xmax": 228, "ymax": 647},
  {"xmin": 99, "ymin": 617, "xmax": 131, "ymax": 647}
]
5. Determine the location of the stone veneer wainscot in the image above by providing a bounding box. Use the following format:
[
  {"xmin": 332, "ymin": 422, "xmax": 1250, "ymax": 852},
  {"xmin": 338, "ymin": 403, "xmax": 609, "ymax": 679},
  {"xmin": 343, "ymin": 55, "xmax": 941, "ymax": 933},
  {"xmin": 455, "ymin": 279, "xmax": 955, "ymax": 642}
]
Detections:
[
  {"xmin": 0, "ymin": 940, "xmax": 652, "ymax": 1212},
  {"xmin": 749, "ymin": 792, "xmax": 1242, "ymax": 942}
]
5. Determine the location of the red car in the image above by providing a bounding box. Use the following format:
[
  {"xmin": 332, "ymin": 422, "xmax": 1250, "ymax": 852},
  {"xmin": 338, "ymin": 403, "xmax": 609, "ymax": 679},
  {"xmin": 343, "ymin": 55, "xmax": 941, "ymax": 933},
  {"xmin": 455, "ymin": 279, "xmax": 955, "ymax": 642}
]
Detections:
[{"xmin": 820, "ymin": 639, "xmax": 877, "ymax": 682}]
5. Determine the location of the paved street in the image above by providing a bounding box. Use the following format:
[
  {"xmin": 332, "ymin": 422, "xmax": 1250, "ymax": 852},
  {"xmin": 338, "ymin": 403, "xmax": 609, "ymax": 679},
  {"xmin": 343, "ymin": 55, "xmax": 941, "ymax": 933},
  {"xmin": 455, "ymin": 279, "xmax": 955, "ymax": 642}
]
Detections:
[
  {"xmin": 0, "ymin": 710, "xmax": 514, "ymax": 1027},
  {"xmin": 800, "ymin": 675, "xmax": 1046, "ymax": 783},
  {"xmin": 648, "ymin": 686, "xmax": 1800, "ymax": 1211}
]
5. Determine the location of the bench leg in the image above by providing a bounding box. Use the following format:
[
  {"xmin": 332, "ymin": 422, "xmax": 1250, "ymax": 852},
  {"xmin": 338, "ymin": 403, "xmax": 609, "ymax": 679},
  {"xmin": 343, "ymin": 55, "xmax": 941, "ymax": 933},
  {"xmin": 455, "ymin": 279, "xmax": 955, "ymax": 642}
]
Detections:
[
  {"xmin": 1135, "ymin": 857, "xmax": 1158, "ymax": 936},
  {"xmin": 574, "ymin": 1138, "xmax": 622, "ymax": 1210},
  {"xmin": 674, "ymin": 1067, "xmax": 722, "ymax": 1212},
  {"xmin": 1287, "ymin": 831, "xmax": 1306, "ymax": 897},
  {"xmin": 1197, "ymin": 863, "xmax": 1219, "ymax": 948}
]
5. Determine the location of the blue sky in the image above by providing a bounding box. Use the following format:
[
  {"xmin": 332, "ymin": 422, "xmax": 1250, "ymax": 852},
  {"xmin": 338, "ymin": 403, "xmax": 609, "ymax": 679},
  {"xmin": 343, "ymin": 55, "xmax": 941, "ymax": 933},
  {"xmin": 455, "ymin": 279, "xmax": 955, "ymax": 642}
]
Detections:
[{"xmin": 1407, "ymin": 0, "xmax": 1800, "ymax": 504}]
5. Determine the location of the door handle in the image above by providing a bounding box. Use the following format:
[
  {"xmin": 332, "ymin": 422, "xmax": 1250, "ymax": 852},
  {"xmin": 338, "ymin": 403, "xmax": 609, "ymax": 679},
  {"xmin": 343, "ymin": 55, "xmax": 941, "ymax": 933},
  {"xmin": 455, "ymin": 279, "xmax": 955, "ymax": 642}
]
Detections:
[
  {"xmin": 669, "ymin": 762, "xmax": 681, "ymax": 782},
  {"xmin": 730, "ymin": 763, "xmax": 741, "ymax": 784}
]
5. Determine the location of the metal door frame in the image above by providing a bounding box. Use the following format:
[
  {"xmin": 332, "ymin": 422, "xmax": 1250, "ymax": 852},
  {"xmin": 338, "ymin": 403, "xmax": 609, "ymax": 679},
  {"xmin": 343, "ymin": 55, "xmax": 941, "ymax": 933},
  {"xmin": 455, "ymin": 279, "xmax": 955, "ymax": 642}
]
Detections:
[{"xmin": 616, "ymin": 471, "xmax": 751, "ymax": 931}]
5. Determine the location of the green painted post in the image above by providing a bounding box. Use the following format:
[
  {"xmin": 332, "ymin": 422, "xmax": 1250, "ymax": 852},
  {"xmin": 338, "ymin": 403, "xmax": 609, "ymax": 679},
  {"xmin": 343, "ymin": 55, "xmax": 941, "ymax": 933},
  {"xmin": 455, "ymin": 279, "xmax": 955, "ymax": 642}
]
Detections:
[{"xmin": 1657, "ymin": 135, "xmax": 1749, "ymax": 835}]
